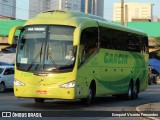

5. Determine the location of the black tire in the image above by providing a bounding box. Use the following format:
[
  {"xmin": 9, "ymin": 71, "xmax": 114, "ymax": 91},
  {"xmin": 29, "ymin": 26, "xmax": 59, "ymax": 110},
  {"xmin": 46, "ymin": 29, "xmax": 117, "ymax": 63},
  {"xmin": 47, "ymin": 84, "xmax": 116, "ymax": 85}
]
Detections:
[
  {"xmin": 34, "ymin": 98, "xmax": 45, "ymax": 103},
  {"xmin": 81, "ymin": 83, "xmax": 96, "ymax": 106},
  {"xmin": 133, "ymin": 82, "xmax": 139, "ymax": 99},
  {"xmin": 0, "ymin": 82, "xmax": 6, "ymax": 93},
  {"xmin": 125, "ymin": 81, "xmax": 134, "ymax": 100}
]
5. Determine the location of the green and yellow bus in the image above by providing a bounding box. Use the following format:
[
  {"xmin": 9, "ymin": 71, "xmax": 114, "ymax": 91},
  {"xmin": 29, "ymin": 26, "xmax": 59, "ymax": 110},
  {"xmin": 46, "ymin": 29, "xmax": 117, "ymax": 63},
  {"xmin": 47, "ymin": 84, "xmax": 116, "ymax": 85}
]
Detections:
[{"xmin": 8, "ymin": 10, "xmax": 148, "ymax": 105}]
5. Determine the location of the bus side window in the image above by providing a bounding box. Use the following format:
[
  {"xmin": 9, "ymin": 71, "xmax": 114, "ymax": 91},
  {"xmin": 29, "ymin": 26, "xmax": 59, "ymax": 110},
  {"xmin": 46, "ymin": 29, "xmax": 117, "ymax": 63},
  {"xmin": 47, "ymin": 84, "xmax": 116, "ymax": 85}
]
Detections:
[
  {"xmin": 139, "ymin": 36, "xmax": 145, "ymax": 53},
  {"xmin": 135, "ymin": 36, "xmax": 140, "ymax": 52},
  {"xmin": 79, "ymin": 27, "xmax": 98, "ymax": 65},
  {"xmin": 127, "ymin": 35, "xmax": 140, "ymax": 52},
  {"xmin": 99, "ymin": 27, "xmax": 112, "ymax": 49},
  {"xmin": 144, "ymin": 36, "xmax": 149, "ymax": 53}
]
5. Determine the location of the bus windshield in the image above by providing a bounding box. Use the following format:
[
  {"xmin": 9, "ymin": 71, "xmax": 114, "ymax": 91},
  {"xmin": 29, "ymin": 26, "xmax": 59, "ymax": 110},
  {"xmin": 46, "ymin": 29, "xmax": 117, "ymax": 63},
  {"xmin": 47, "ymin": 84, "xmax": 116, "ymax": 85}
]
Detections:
[{"xmin": 16, "ymin": 25, "xmax": 76, "ymax": 73}]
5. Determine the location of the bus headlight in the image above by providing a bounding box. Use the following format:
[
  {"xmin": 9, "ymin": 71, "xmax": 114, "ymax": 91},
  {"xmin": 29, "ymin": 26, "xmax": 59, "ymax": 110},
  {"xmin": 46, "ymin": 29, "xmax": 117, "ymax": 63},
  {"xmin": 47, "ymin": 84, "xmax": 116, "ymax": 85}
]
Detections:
[
  {"xmin": 14, "ymin": 79, "xmax": 25, "ymax": 86},
  {"xmin": 60, "ymin": 80, "xmax": 75, "ymax": 88}
]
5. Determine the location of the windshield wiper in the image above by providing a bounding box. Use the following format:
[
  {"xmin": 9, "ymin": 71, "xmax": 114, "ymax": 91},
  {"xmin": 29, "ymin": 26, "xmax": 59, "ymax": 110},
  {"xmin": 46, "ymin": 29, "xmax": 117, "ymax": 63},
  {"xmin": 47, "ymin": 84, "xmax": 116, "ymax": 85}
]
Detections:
[
  {"xmin": 26, "ymin": 42, "xmax": 44, "ymax": 71},
  {"xmin": 45, "ymin": 44, "xmax": 61, "ymax": 72}
]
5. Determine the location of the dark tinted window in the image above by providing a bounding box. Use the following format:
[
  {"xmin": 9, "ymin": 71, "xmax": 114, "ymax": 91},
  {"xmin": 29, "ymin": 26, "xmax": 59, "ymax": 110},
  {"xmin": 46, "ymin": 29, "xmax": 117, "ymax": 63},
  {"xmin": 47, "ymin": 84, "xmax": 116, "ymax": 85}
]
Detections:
[
  {"xmin": 99, "ymin": 26, "xmax": 148, "ymax": 53},
  {"xmin": 79, "ymin": 27, "xmax": 98, "ymax": 64},
  {"xmin": 4, "ymin": 68, "xmax": 14, "ymax": 75}
]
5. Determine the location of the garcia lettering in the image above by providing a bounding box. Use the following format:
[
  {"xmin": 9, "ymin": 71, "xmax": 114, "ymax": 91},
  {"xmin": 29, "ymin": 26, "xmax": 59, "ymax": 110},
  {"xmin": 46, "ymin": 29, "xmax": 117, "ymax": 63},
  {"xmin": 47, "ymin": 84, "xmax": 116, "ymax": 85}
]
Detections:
[{"xmin": 104, "ymin": 53, "xmax": 128, "ymax": 64}]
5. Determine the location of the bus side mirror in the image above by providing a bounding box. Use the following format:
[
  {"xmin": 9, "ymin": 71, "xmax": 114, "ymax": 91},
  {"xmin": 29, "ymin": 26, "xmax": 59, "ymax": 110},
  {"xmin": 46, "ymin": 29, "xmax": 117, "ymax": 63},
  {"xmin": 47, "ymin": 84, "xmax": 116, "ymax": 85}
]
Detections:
[
  {"xmin": 8, "ymin": 26, "xmax": 23, "ymax": 45},
  {"xmin": 73, "ymin": 27, "xmax": 81, "ymax": 46}
]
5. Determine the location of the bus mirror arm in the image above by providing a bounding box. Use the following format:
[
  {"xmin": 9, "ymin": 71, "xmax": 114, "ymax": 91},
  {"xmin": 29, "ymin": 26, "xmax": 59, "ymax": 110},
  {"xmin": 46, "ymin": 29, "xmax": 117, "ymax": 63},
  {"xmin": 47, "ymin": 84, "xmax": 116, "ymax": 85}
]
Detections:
[{"xmin": 8, "ymin": 26, "xmax": 23, "ymax": 45}]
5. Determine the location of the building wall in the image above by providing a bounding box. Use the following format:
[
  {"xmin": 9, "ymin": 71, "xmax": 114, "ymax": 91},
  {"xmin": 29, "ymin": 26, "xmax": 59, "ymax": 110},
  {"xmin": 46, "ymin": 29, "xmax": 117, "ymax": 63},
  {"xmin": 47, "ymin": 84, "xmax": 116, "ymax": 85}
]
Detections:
[
  {"xmin": 0, "ymin": 0, "xmax": 16, "ymax": 19},
  {"xmin": 113, "ymin": 2, "xmax": 153, "ymax": 22},
  {"xmin": 153, "ymin": 16, "xmax": 160, "ymax": 22},
  {"xmin": 29, "ymin": 0, "xmax": 104, "ymax": 18},
  {"xmin": 29, "ymin": 0, "xmax": 81, "ymax": 18},
  {"xmin": 0, "ymin": 37, "xmax": 8, "ymax": 49},
  {"xmin": 80, "ymin": 0, "xmax": 104, "ymax": 17},
  {"xmin": 0, "ymin": 16, "xmax": 13, "ymax": 20},
  {"xmin": 96, "ymin": 0, "xmax": 104, "ymax": 17},
  {"xmin": 0, "ymin": 37, "xmax": 8, "ymax": 43},
  {"xmin": 29, "ymin": 0, "xmax": 43, "ymax": 18}
]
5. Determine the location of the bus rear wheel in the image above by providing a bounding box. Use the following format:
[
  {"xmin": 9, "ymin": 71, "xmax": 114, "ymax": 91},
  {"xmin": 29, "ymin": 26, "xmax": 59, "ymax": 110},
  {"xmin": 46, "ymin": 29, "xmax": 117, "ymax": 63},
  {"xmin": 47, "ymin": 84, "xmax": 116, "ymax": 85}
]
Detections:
[
  {"xmin": 34, "ymin": 98, "xmax": 45, "ymax": 103},
  {"xmin": 133, "ymin": 81, "xmax": 139, "ymax": 99}
]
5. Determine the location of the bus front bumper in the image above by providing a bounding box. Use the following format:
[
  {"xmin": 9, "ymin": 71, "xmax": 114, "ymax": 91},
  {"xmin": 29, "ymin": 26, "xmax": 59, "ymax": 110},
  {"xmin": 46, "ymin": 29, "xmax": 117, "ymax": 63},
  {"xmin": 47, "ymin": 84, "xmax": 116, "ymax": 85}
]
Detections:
[{"xmin": 14, "ymin": 86, "xmax": 75, "ymax": 100}]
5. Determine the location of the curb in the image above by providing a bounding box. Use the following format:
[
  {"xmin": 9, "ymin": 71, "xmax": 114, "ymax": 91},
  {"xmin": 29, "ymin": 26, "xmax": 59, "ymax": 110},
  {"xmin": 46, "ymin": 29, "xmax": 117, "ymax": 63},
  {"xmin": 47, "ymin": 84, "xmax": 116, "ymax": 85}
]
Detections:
[{"xmin": 136, "ymin": 104, "xmax": 160, "ymax": 120}]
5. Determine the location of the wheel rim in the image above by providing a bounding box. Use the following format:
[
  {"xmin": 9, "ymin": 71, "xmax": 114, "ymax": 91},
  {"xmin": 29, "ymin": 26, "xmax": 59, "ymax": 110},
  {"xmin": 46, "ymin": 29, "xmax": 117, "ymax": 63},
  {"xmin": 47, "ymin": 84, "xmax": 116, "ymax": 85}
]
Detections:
[
  {"xmin": 128, "ymin": 87, "xmax": 132, "ymax": 98},
  {"xmin": 0, "ymin": 83, "xmax": 5, "ymax": 92},
  {"xmin": 88, "ymin": 89, "xmax": 92, "ymax": 98},
  {"xmin": 87, "ymin": 89, "xmax": 93, "ymax": 104}
]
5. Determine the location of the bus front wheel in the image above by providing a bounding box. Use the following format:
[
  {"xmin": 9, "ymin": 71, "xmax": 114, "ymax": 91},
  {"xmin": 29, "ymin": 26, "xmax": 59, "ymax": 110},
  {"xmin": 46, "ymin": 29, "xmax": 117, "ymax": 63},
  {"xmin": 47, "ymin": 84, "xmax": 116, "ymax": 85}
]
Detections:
[
  {"xmin": 81, "ymin": 82, "xmax": 96, "ymax": 106},
  {"xmin": 34, "ymin": 98, "xmax": 45, "ymax": 103}
]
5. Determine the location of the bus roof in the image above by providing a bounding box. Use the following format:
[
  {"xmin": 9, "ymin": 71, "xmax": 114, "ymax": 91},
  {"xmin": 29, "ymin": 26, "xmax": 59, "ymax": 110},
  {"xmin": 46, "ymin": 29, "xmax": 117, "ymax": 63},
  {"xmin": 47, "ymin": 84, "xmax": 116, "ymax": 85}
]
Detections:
[
  {"xmin": 26, "ymin": 10, "xmax": 106, "ymax": 26},
  {"xmin": 25, "ymin": 10, "xmax": 147, "ymax": 36}
]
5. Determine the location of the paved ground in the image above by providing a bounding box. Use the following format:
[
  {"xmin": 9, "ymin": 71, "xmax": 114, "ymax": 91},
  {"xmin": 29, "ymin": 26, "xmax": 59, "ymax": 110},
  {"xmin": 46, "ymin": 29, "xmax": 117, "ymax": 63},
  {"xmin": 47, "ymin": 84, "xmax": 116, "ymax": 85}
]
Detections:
[
  {"xmin": 136, "ymin": 81, "xmax": 160, "ymax": 120},
  {"xmin": 136, "ymin": 102, "xmax": 160, "ymax": 120}
]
